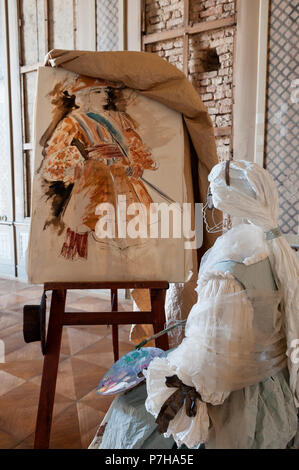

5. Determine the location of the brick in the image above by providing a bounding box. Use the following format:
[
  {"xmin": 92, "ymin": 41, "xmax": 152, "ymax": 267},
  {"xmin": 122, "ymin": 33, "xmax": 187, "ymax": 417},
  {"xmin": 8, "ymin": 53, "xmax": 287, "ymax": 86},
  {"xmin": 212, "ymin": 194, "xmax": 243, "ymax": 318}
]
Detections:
[
  {"xmin": 166, "ymin": 17, "xmax": 183, "ymax": 28},
  {"xmin": 201, "ymin": 93, "xmax": 213, "ymax": 101},
  {"xmin": 211, "ymin": 77, "xmax": 223, "ymax": 85},
  {"xmin": 214, "ymin": 90, "xmax": 225, "ymax": 100},
  {"xmin": 205, "ymin": 100, "xmax": 217, "ymax": 108},
  {"xmin": 162, "ymin": 41, "xmax": 174, "ymax": 50},
  {"xmin": 216, "ymin": 115, "xmax": 232, "ymax": 126},
  {"xmin": 165, "ymin": 47, "xmax": 183, "ymax": 56},
  {"xmin": 199, "ymin": 70, "xmax": 218, "ymax": 79},
  {"xmin": 200, "ymin": 78, "xmax": 211, "ymax": 86},
  {"xmin": 224, "ymin": 3, "xmax": 234, "ymax": 11},
  {"xmin": 198, "ymin": 86, "xmax": 207, "ymax": 94},
  {"xmin": 199, "ymin": 6, "xmax": 223, "ymax": 18},
  {"xmin": 174, "ymin": 39, "xmax": 183, "ymax": 47},
  {"xmin": 204, "ymin": 0, "xmax": 216, "ymax": 7},
  {"xmin": 218, "ymin": 104, "xmax": 232, "ymax": 114},
  {"xmin": 149, "ymin": 15, "xmax": 163, "ymax": 25},
  {"xmin": 206, "ymin": 85, "xmax": 216, "ymax": 93}
]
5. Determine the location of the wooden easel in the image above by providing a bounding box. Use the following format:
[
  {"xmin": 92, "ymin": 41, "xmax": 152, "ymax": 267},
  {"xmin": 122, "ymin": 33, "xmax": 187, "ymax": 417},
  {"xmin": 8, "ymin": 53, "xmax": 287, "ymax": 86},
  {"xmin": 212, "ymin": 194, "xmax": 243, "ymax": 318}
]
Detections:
[{"xmin": 34, "ymin": 281, "xmax": 169, "ymax": 449}]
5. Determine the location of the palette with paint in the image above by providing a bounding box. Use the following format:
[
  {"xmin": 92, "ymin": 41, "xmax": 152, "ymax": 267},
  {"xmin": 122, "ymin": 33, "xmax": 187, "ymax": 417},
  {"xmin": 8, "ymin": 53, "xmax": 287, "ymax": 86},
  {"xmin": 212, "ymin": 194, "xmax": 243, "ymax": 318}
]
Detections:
[{"xmin": 96, "ymin": 347, "xmax": 166, "ymax": 396}]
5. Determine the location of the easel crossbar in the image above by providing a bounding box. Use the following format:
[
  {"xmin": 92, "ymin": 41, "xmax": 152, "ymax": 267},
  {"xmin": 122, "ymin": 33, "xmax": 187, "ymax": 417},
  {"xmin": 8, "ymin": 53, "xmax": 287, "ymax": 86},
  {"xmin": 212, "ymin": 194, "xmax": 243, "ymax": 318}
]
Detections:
[{"xmin": 63, "ymin": 311, "xmax": 153, "ymax": 325}]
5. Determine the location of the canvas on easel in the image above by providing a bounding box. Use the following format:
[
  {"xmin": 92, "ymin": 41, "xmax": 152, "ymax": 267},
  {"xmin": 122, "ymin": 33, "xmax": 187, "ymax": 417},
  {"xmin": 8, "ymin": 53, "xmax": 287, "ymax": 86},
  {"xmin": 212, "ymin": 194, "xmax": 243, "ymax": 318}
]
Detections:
[{"xmin": 27, "ymin": 67, "xmax": 193, "ymax": 283}]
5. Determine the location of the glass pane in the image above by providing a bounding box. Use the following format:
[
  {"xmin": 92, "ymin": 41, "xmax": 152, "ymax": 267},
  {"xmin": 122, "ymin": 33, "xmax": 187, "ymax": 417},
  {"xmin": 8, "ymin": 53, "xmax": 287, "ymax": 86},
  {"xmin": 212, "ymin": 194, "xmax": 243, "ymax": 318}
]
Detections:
[
  {"xmin": 0, "ymin": 9, "xmax": 12, "ymax": 220},
  {"xmin": 19, "ymin": 0, "xmax": 49, "ymax": 65},
  {"xmin": 96, "ymin": 0, "xmax": 119, "ymax": 51},
  {"xmin": 19, "ymin": 0, "xmax": 39, "ymax": 65},
  {"xmin": 49, "ymin": 0, "xmax": 75, "ymax": 50}
]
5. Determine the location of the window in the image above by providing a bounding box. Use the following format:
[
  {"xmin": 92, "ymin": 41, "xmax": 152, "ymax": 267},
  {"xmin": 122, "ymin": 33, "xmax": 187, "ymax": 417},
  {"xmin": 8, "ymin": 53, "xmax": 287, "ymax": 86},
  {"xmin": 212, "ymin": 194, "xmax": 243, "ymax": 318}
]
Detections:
[{"xmin": 96, "ymin": 0, "xmax": 125, "ymax": 51}]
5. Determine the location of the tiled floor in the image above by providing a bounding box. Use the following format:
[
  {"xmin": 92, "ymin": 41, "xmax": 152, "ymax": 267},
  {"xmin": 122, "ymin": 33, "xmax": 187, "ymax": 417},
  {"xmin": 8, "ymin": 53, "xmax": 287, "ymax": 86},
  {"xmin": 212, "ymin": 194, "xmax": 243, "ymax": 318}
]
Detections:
[{"xmin": 0, "ymin": 278, "xmax": 134, "ymax": 449}]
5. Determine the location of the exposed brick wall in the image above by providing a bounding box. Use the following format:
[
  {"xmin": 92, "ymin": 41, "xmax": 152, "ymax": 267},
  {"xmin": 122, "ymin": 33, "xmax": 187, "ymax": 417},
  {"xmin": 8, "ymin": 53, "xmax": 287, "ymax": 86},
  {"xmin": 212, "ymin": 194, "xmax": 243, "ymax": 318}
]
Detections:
[
  {"xmin": 144, "ymin": 0, "xmax": 236, "ymax": 162},
  {"xmin": 145, "ymin": 38, "xmax": 184, "ymax": 71},
  {"xmin": 190, "ymin": 0, "xmax": 235, "ymax": 24},
  {"xmin": 145, "ymin": 0, "xmax": 184, "ymax": 34},
  {"xmin": 215, "ymin": 135, "xmax": 231, "ymax": 161},
  {"xmin": 189, "ymin": 27, "xmax": 234, "ymax": 134}
]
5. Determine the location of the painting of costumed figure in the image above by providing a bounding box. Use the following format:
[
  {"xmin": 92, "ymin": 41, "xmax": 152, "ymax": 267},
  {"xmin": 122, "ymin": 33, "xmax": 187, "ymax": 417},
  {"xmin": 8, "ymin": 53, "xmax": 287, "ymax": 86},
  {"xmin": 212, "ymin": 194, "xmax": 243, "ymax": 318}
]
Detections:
[{"xmin": 27, "ymin": 67, "xmax": 192, "ymax": 283}]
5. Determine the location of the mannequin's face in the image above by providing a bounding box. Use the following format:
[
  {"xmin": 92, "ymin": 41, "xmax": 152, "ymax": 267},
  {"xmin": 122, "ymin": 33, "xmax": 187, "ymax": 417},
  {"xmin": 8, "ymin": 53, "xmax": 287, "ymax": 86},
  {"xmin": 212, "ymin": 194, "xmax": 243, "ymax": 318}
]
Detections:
[{"xmin": 210, "ymin": 175, "xmax": 256, "ymax": 216}]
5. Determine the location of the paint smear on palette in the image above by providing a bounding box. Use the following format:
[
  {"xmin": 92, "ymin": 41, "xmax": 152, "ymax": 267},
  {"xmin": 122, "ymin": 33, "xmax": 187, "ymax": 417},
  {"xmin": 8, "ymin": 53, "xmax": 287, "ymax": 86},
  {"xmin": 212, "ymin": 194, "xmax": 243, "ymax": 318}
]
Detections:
[{"xmin": 96, "ymin": 347, "xmax": 166, "ymax": 396}]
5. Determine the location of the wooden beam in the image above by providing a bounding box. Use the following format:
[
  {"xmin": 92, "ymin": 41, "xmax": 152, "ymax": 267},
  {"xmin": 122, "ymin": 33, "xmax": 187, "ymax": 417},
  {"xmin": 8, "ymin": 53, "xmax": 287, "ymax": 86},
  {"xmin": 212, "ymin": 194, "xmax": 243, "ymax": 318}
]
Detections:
[
  {"xmin": 73, "ymin": 0, "xmax": 77, "ymax": 50},
  {"xmin": 143, "ymin": 15, "xmax": 236, "ymax": 45},
  {"xmin": 214, "ymin": 126, "xmax": 232, "ymax": 137},
  {"xmin": 76, "ymin": 0, "xmax": 97, "ymax": 51},
  {"xmin": 188, "ymin": 15, "xmax": 236, "ymax": 35},
  {"xmin": 143, "ymin": 26, "xmax": 185, "ymax": 46},
  {"xmin": 183, "ymin": 0, "xmax": 190, "ymax": 76},
  {"xmin": 20, "ymin": 63, "xmax": 42, "ymax": 74},
  {"xmin": 44, "ymin": 0, "xmax": 49, "ymax": 56},
  {"xmin": 44, "ymin": 281, "xmax": 169, "ymax": 290},
  {"xmin": 23, "ymin": 143, "xmax": 33, "ymax": 150},
  {"xmin": 63, "ymin": 311, "xmax": 153, "ymax": 326},
  {"xmin": 141, "ymin": 0, "xmax": 146, "ymax": 41}
]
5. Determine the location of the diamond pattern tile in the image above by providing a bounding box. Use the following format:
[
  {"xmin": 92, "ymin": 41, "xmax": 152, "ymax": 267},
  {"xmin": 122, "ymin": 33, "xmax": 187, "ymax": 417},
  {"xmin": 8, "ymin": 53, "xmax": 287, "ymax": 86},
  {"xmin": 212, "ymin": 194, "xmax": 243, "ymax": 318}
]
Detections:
[
  {"xmin": 96, "ymin": 0, "xmax": 119, "ymax": 52},
  {"xmin": 265, "ymin": 0, "xmax": 299, "ymax": 234}
]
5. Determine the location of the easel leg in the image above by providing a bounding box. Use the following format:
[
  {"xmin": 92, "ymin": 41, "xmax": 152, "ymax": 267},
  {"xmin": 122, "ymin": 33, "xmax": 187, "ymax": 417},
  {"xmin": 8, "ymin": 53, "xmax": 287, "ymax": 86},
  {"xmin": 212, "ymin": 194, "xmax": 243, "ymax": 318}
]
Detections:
[
  {"xmin": 111, "ymin": 289, "xmax": 119, "ymax": 362},
  {"xmin": 151, "ymin": 288, "xmax": 169, "ymax": 351},
  {"xmin": 34, "ymin": 289, "xmax": 66, "ymax": 449}
]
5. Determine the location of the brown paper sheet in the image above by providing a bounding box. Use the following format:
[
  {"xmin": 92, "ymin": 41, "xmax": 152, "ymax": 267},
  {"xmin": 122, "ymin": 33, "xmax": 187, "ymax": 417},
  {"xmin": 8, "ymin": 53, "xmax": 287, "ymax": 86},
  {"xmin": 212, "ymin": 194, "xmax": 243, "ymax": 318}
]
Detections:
[{"xmin": 44, "ymin": 49, "xmax": 220, "ymax": 323}]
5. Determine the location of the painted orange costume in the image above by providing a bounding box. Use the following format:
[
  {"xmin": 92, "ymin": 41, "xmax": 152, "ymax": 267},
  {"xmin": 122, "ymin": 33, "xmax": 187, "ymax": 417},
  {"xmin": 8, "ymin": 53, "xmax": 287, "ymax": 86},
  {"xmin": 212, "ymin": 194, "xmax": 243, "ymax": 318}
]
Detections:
[{"xmin": 41, "ymin": 106, "xmax": 157, "ymax": 259}]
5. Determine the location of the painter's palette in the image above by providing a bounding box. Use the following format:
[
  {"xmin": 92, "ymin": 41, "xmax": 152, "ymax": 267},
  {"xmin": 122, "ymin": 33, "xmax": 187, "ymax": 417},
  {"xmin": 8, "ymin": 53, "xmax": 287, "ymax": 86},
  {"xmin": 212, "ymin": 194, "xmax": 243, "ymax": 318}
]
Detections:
[{"xmin": 96, "ymin": 347, "xmax": 166, "ymax": 396}]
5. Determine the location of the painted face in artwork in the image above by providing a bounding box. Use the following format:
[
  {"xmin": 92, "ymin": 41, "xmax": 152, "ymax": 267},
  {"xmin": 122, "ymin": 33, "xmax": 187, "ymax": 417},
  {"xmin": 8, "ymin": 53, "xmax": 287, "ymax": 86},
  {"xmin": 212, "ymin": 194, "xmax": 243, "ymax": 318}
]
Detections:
[{"xmin": 76, "ymin": 86, "xmax": 109, "ymax": 113}]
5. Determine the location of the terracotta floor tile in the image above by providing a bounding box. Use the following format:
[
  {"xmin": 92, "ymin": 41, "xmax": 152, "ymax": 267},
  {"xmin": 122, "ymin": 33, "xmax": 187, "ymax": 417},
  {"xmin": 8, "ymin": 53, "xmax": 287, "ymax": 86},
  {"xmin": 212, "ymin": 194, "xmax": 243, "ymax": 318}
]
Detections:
[
  {"xmin": 70, "ymin": 324, "xmax": 113, "ymax": 337},
  {"xmin": 0, "ymin": 430, "xmax": 19, "ymax": 449},
  {"xmin": 0, "ymin": 360, "xmax": 43, "ymax": 380},
  {"xmin": 75, "ymin": 339, "xmax": 115, "ymax": 369},
  {"xmin": 5, "ymin": 342, "xmax": 44, "ymax": 363},
  {"xmin": 0, "ymin": 322, "xmax": 22, "ymax": 340},
  {"xmin": 70, "ymin": 358, "xmax": 107, "ymax": 400},
  {"xmin": 118, "ymin": 340, "xmax": 135, "ymax": 356},
  {"xmin": 66, "ymin": 327, "xmax": 102, "ymax": 356},
  {"xmin": 67, "ymin": 296, "xmax": 112, "ymax": 312},
  {"xmin": 60, "ymin": 328, "xmax": 71, "ymax": 356},
  {"xmin": 0, "ymin": 312, "xmax": 20, "ymax": 331},
  {"xmin": 0, "ymin": 381, "xmax": 72, "ymax": 441},
  {"xmin": 76, "ymin": 402, "xmax": 105, "ymax": 449},
  {"xmin": 105, "ymin": 327, "xmax": 132, "ymax": 343},
  {"xmin": 50, "ymin": 404, "xmax": 82, "ymax": 449},
  {"xmin": 13, "ymin": 433, "xmax": 34, "ymax": 449},
  {"xmin": 0, "ymin": 370, "xmax": 25, "ymax": 397},
  {"xmin": 80, "ymin": 389, "xmax": 114, "ymax": 414},
  {"xmin": 31, "ymin": 358, "xmax": 77, "ymax": 400},
  {"xmin": 0, "ymin": 328, "xmax": 28, "ymax": 357}
]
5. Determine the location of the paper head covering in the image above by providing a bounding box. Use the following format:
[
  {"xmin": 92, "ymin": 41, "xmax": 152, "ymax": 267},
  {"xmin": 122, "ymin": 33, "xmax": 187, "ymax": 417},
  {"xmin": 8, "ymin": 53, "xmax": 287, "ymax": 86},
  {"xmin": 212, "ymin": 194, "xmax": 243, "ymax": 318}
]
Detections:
[{"xmin": 208, "ymin": 160, "xmax": 280, "ymax": 231}]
